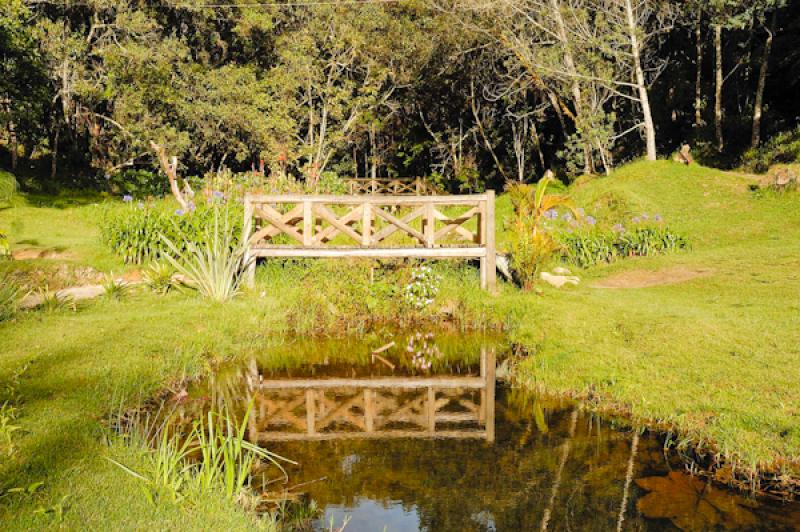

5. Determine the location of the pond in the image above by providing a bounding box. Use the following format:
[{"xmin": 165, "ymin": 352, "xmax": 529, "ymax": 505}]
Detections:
[{"xmin": 166, "ymin": 332, "xmax": 800, "ymax": 531}]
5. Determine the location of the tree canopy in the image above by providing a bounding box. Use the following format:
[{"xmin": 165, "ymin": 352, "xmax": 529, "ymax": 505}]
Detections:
[{"xmin": 1, "ymin": 0, "xmax": 799, "ymax": 190}]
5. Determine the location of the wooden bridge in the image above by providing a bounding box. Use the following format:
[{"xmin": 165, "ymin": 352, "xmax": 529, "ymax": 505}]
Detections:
[
  {"xmin": 345, "ymin": 177, "xmax": 436, "ymax": 195},
  {"xmin": 246, "ymin": 348, "xmax": 496, "ymax": 442},
  {"xmin": 243, "ymin": 192, "xmax": 496, "ymax": 291}
]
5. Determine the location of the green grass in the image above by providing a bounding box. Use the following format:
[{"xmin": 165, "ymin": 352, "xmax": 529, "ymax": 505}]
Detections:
[
  {"xmin": 512, "ymin": 161, "xmax": 800, "ymax": 478},
  {"xmin": 1, "ymin": 161, "xmax": 799, "ymax": 528}
]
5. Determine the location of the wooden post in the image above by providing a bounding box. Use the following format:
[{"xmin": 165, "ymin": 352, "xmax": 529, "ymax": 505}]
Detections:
[
  {"xmin": 305, "ymin": 389, "xmax": 316, "ymax": 435},
  {"xmin": 362, "ymin": 203, "xmax": 372, "ymax": 246},
  {"xmin": 424, "ymin": 202, "xmax": 435, "ymax": 248},
  {"xmin": 484, "ymin": 346, "xmax": 496, "ymax": 442},
  {"xmin": 364, "ymin": 389, "xmax": 375, "ymax": 433},
  {"xmin": 481, "ymin": 191, "xmax": 496, "ymax": 293},
  {"xmin": 243, "ymin": 198, "xmax": 256, "ymax": 287},
  {"xmin": 426, "ymin": 387, "xmax": 436, "ymax": 434},
  {"xmin": 302, "ymin": 200, "xmax": 313, "ymax": 246}
]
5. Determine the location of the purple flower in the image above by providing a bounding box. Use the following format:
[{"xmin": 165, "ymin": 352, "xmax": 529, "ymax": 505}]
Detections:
[
  {"xmin": 188, "ymin": 201, "xmax": 196, "ymax": 212},
  {"xmin": 175, "ymin": 209, "xmax": 185, "ymax": 216},
  {"xmin": 586, "ymin": 215, "xmax": 597, "ymax": 226},
  {"xmin": 544, "ymin": 209, "xmax": 558, "ymax": 220},
  {"xmin": 654, "ymin": 214, "xmax": 663, "ymax": 222},
  {"xmin": 122, "ymin": 195, "xmax": 133, "ymax": 203},
  {"xmin": 612, "ymin": 223, "xmax": 625, "ymax": 233},
  {"xmin": 641, "ymin": 213, "xmax": 649, "ymax": 221},
  {"xmin": 212, "ymin": 190, "xmax": 224, "ymax": 199},
  {"xmin": 562, "ymin": 212, "xmax": 573, "ymax": 223},
  {"xmin": 631, "ymin": 216, "xmax": 641, "ymax": 224}
]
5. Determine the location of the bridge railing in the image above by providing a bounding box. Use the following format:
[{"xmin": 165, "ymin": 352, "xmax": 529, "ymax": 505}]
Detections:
[
  {"xmin": 242, "ymin": 192, "xmax": 496, "ymax": 290},
  {"xmin": 345, "ymin": 176, "xmax": 436, "ymax": 195}
]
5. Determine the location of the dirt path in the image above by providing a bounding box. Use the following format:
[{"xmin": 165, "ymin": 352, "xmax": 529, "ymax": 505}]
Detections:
[{"xmin": 592, "ymin": 266, "xmax": 713, "ymax": 289}]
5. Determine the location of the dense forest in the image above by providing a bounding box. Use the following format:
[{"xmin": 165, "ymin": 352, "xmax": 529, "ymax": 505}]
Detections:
[{"xmin": 1, "ymin": 0, "xmax": 799, "ymax": 192}]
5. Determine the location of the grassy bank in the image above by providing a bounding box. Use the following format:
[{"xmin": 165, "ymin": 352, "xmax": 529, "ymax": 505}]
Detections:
[
  {"xmin": 511, "ymin": 161, "xmax": 800, "ymax": 487},
  {"xmin": 1, "ymin": 161, "xmax": 799, "ymax": 528}
]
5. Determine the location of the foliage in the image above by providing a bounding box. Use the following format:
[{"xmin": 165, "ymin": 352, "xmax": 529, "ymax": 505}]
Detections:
[
  {"xmin": 506, "ymin": 177, "xmax": 579, "ymax": 289},
  {"xmin": 100, "ymin": 201, "xmax": 243, "ymax": 265},
  {"xmin": 36, "ymin": 285, "xmax": 76, "ymax": 313},
  {"xmin": 558, "ymin": 222, "xmax": 690, "ymax": 268},
  {"xmin": 0, "ymin": 171, "xmax": 18, "ymax": 206},
  {"xmin": 0, "ymin": 230, "xmax": 10, "ymax": 260},
  {"xmin": 741, "ymin": 126, "xmax": 800, "ymax": 173},
  {"xmin": 110, "ymin": 404, "xmax": 290, "ymax": 507},
  {"xmin": 107, "ymin": 169, "xmax": 169, "ymax": 198},
  {"xmin": 159, "ymin": 207, "xmax": 250, "ymax": 302},
  {"xmin": 403, "ymin": 265, "xmax": 442, "ymax": 309},
  {"xmin": 102, "ymin": 274, "xmax": 131, "ymax": 301},
  {"xmin": 0, "ymin": 401, "xmax": 21, "ymax": 456},
  {"xmin": 0, "ymin": 273, "xmax": 22, "ymax": 321},
  {"xmin": 142, "ymin": 262, "xmax": 176, "ymax": 295}
]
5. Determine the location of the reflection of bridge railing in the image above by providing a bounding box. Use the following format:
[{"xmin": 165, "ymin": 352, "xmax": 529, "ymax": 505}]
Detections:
[{"xmin": 247, "ymin": 348, "xmax": 496, "ymax": 442}]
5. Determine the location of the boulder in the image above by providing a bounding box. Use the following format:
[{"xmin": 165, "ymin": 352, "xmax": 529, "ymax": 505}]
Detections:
[{"xmin": 540, "ymin": 271, "xmax": 580, "ymax": 288}]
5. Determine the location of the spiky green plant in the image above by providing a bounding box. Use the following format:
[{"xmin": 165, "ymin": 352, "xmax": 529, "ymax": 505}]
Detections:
[
  {"xmin": 37, "ymin": 286, "xmax": 76, "ymax": 313},
  {"xmin": 142, "ymin": 262, "xmax": 176, "ymax": 295},
  {"xmin": 160, "ymin": 207, "xmax": 251, "ymax": 302},
  {"xmin": 0, "ymin": 274, "xmax": 23, "ymax": 322},
  {"xmin": 102, "ymin": 274, "xmax": 132, "ymax": 301}
]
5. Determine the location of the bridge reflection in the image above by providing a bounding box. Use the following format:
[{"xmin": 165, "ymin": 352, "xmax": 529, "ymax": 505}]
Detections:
[{"xmin": 246, "ymin": 348, "xmax": 496, "ymax": 442}]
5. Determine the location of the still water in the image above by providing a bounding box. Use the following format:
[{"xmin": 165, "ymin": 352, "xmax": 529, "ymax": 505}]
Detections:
[{"xmin": 176, "ymin": 332, "xmax": 800, "ymax": 531}]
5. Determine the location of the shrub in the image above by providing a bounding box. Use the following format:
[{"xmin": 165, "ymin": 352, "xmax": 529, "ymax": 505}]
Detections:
[
  {"xmin": 0, "ymin": 170, "xmax": 17, "ymax": 206},
  {"xmin": 559, "ymin": 219, "xmax": 689, "ymax": 268},
  {"xmin": 0, "ymin": 231, "xmax": 10, "ymax": 260},
  {"xmin": 506, "ymin": 177, "xmax": 578, "ymax": 290},
  {"xmin": 100, "ymin": 201, "xmax": 243, "ymax": 264},
  {"xmin": 107, "ymin": 169, "xmax": 169, "ymax": 198},
  {"xmin": 142, "ymin": 262, "xmax": 176, "ymax": 295},
  {"xmin": 742, "ymin": 126, "xmax": 800, "ymax": 173}
]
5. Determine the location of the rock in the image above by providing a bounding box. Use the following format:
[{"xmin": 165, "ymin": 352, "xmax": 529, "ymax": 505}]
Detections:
[
  {"xmin": 553, "ymin": 266, "xmax": 572, "ymax": 275},
  {"xmin": 495, "ymin": 253, "xmax": 513, "ymax": 281},
  {"xmin": 540, "ymin": 271, "xmax": 580, "ymax": 288},
  {"xmin": 672, "ymin": 144, "xmax": 694, "ymax": 165},
  {"xmin": 767, "ymin": 164, "xmax": 799, "ymax": 189}
]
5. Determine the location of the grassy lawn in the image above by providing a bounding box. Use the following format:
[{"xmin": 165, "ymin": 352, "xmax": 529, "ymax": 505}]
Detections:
[
  {"xmin": 512, "ymin": 161, "xmax": 800, "ymax": 479},
  {"xmin": 1, "ymin": 160, "xmax": 799, "ymax": 527}
]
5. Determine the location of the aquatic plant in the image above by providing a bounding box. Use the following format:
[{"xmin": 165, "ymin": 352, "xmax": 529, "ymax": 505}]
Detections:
[
  {"xmin": 159, "ymin": 206, "xmax": 251, "ymax": 302},
  {"xmin": 109, "ymin": 403, "xmax": 292, "ymax": 507}
]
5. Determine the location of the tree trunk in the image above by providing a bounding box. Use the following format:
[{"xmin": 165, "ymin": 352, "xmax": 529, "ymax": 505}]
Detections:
[
  {"xmin": 694, "ymin": 15, "xmax": 704, "ymax": 132},
  {"xmin": 151, "ymin": 141, "xmax": 189, "ymax": 211},
  {"xmin": 714, "ymin": 24, "xmax": 724, "ymax": 153},
  {"xmin": 751, "ymin": 10, "xmax": 777, "ymax": 148},
  {"xmin": 50, "ymin": 125, "xmax": 59, "ymax": 181},
  {"xmin": 10, "ymin": 120, "xmax": 18, "ymax": 172},
  {"xmin": 550, "ymin": 0, "xmax": 594, "ymax": 173},
  {"xmin": 625, "ymin": 0, "xmax": 657, "ymax": 161}
]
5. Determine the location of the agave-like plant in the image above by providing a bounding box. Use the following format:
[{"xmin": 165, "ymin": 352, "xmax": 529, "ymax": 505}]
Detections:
[
  {"xmin": 506, "ymin": 176, "xmax": 580, "ymax": 290},
  {"xmin": 0, "ymin": 274, "xmax": 22, "ymax": 322},
  {"xmin": 159, "ymin": 207, "xmax": 251, "ymax": 302}
]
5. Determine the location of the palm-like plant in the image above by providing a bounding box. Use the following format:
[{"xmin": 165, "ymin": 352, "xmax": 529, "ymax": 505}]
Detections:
[
  {"xmin": 506, "ymin": 176, "xmax": 580, "ymax": 290},
  {"xmin": 160, "ymin": 207, "xmax": 251, "ymax": 302}
]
